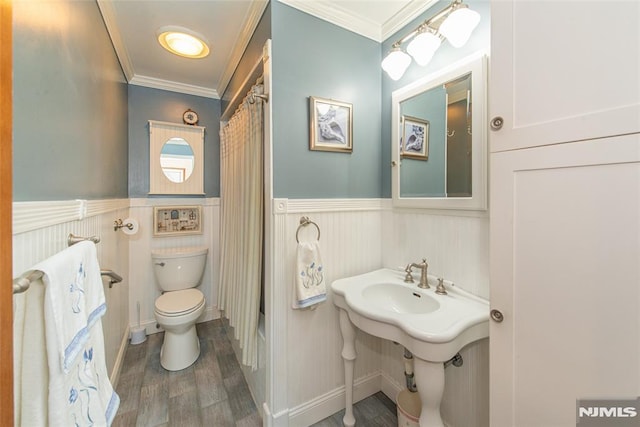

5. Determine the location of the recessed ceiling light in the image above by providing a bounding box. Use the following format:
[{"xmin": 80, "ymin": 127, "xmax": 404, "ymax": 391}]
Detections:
[{"xmin": 157, "ymin": 26, "xmax": 210, "ymax": 59}]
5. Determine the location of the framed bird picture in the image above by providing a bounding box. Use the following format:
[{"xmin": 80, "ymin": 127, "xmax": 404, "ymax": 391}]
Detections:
[
  {"xmin": 400, "ymin": 115, "xmax": 429, "ymax": 160},
  {"xmin": 309, "ymin": 96, "xmax": 353, "ymax": 153}
]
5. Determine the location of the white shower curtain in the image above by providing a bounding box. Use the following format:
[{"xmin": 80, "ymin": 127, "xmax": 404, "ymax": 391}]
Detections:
[{"xmin": 218, "ymin": 85, "xmax": 264, "ymax": 370}]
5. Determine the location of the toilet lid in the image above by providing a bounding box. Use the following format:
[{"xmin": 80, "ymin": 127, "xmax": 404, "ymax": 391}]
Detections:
[{"xmin": 155, "ymin": 289, "xmax": 204, "ymax": 316}]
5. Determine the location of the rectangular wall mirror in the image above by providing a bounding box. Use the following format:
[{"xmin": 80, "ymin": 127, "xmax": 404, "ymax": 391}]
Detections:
[{"xmin": 392, "ymin": 54, "xmax": 487, "ymax": 210}]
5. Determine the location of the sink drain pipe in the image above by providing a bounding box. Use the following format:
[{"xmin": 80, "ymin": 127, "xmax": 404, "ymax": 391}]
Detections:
[
  {"xmin": 444, "ymin": 352, "xmax": 464, "ymax": 368},
  {"xmin": 403, "ymin": 348, "xmax": 418, "ymax": 392},
  {"xmin": 402, "ymin": 347, "xmax": 464, "ymax": 392}
]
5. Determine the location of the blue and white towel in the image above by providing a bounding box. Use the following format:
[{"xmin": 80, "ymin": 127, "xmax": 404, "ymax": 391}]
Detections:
[
  {"xmin": 292, "ymin": 241, "xmax": 326, "ymax": 309},
  {"xmin": 35, "ymin": 241, "xmax": 106, "ymax": 373},
  {"xmin": 36, "ymin": 241, "xmax": 119, "ymax": 425}
]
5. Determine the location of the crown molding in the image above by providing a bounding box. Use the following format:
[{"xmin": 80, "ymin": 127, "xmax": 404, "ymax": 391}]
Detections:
[
  {"xmin": 217, "ymin": 0, "xmax": 269, "ymax": 96},
  {"xmin": 97, "ymin": 0, "xmax": 134, "ymax": 81},
  {"xmin": 278, "ymin": 0, "xmax": 381, "ymax": 41},
  {"xmin": 278, "ymin": 0, "xmax": 438, "ymax": 43},
  {"xmin": 381, "ymin": 0, "xmax": 439, "ymax": 42},
  {"xmin": 129, "ymin": 75, "xmax": 219, "ymax": 99}
]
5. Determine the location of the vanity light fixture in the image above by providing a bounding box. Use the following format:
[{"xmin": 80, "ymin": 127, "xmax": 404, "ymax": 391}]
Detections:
[
  {"xmin": 382, "ymin": 0, "xmax": 480, "ymax": 80},
  {"xmin": 157, "ymin": 26, "xmax": 210, "ymax": 59}
]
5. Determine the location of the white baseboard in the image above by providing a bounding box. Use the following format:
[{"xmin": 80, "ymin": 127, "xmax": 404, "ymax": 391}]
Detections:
[
  {"xmin": 110, "ymin": 325, "xmax": 130, "ymax": 388},
  {"xmin": 380, "ymin": 370, "xmax": 403, "ymax": 404},
  {"xmin": 288, "ymin": 372, "xmax": 382, "ymax": 427}
]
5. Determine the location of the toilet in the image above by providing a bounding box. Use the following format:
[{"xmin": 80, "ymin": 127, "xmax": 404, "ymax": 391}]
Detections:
[{"xmin": 151, "ymin": 246, "xmax": 208, "ymax": 371}]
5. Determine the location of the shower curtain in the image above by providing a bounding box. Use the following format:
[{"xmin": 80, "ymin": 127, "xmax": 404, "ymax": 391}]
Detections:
[{"xmin": 218, "ymin": 84, "xmax": 264, "ymax": 370}]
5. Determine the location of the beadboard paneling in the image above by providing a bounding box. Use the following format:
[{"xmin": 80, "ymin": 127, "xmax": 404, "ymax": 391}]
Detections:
[
  {"xmin": 12, "ymin": 199, "xmax": 130, "ymax": 381},
  {"xmin": 275, "ymin": 204, "xmax": 384, "ymax": 414},
  {"xmin": 382, "ymin": 210, "xmax": 490, "ymax": 299},
  {"xmin": 127, "ymin": 198, "xmax": 220, "ymax": 335},
  {"xmin": 268, "ymin": 200, "xmax": 490, "ymax": 427},
  {"xmin": 381, "ymin": 208, "xmax": 490, "ymax": 427}
]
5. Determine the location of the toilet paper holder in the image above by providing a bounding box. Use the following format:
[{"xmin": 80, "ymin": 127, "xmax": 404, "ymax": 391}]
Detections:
[{"xmin": 114, "ymin": 218, "xmax": 134, "ymax": 231}]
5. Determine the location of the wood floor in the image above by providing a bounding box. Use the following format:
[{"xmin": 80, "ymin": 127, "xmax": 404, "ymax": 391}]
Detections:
[{"xmin": 112, "ymin": 319, "xmax": 397, "ymax": 426}]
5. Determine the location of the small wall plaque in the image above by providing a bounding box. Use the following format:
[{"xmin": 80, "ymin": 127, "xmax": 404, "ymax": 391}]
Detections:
[{"xmin": 153, "ymin": 206, "xmax": 202, "ymax": 236}]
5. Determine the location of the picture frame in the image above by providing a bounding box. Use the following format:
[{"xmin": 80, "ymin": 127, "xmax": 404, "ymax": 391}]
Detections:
[
  {"xmin": 153, "ymin": 205, "xmax": 202, "ymax": 237},
  {"xmin": 309, "ymin": 96, "xmax": 353, "ymax": 153},
  {"xmin": 401, "ymin": 115, "xmax": 429, "ymax": 160}
]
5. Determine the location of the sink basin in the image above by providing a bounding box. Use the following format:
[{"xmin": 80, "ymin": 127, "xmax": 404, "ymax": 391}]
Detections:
[
  {"xmin": 362, "ymin": 283, "xmax": 440, "ymax": 314},
  {"xmin": 332, "ymin": 268, "xmax": 489, "ymax": 427},
  {"xmin": 331, "ymin": 268, "xmax": 489, "ymax": 362}
]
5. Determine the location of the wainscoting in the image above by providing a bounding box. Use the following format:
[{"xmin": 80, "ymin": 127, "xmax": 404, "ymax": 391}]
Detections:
[
  {"xmin": 265, "ymin": 198, "xmax": 490, "ymax": 427},
  {"xmin": 127, "ymin": 198, "xmax": 221, "ymax": 337},
  {"xmin": 13, "ymin": 197, "xmax": 490, "ymax": 427},
  {"xmin": 12, "ymin": 199, "xmax": 130, "ymax": 382}
]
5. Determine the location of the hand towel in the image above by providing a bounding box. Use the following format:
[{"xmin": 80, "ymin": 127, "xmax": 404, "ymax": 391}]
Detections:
[
  {"xmin": 292, "ymin": 241, "xmax": 326, "ymax": 309},
  {"xmin": 35, "ymin": 241, "xmax": 106, "ymax": 373},
  {"xmin": 35, "ymin": 241, "xmax": 119, "ymax": 425}
]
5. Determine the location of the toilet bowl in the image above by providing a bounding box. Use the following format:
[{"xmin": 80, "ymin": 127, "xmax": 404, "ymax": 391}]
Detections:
[{"xmin": 151, "ymin": 246, "xmax": 208, "ymax": 371}]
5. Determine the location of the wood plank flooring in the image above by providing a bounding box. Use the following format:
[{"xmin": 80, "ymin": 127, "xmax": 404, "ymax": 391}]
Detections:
[{"xmin": 112, "ymin": 319, "xmax": 397, "ymax": 426}]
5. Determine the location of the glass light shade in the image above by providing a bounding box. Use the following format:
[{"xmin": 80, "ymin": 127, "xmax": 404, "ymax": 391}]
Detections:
[
  {"xmin": 439, "ymin": 7, "xmax": 480, "ymax": 48},
  {"xmin": 157, "ymin": 27, "xmax": 210, "ymax": 58},
  {"xmin": 406, "ymin": 31, "xmax": 441, "ymax": 66},
  {"xmin": 382, "ymin": 48, "xmax": 411, "ymax": 81}
]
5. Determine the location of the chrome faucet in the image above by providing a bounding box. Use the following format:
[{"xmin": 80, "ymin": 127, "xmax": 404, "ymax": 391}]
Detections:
[{"xmin": 404, "ymin": 258, "xmax": 429, "ymax": 289}]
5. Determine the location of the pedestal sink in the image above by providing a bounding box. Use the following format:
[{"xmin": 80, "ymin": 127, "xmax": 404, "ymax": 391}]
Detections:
[{"xmin": 331, "ymin": 268, "xmax": 489, "ymax": 427}]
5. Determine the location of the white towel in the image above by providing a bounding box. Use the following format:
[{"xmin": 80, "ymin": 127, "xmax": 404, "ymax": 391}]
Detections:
[
  {"xmin": 35, "ymin": 241, "xmax": 106, "ymax": 373},
  {"xmin": 35, "ymin": 241, "xmax": 119, "ymax": 425},
  {"xmin": 13, "ymin": 276, "xmax": 48, "ymax": 427},
  {"xmin": 292, "ymin": 241, "xmax": 326, "ymax": 309}
]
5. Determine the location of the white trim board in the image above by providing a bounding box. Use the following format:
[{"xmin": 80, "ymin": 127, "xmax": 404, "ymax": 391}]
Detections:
[{"xmin": 13, "ymin": 198, "xmax": 129, "ymax": 234}]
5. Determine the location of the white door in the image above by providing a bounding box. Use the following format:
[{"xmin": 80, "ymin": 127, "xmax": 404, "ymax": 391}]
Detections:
[
  {"xmin": 490, "ymin": 134, "xmax": 640, "ymax": 426},
  {"xmin": 490, "ymin": 1, "xmax": 640, "ymax": 424},
  {"xmin": 490, "ymin": 0, "xmax": 640, "ymax": 153}
]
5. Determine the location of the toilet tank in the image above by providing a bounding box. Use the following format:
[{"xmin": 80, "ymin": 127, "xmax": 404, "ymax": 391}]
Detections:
[{"xmin": 151, "ymin": 246, "xmax": 208, "ymax": 292}]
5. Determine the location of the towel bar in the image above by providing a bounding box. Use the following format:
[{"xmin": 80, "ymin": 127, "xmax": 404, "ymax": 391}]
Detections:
[
  {"xmin": 13, "ymin": 269, "xmax": 123, "ymax": 294},
  {"xmin": 101, "ymin": 269, "xmax": 123, "ymax": 288},
  {"xmin": 68, "ymin": 233, "xmax": 101, "ymax": 247}
]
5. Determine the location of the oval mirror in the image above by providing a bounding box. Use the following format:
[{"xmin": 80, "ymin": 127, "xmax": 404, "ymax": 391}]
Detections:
[{"xmin": 160, "ymin": 137, "xmax": 194, "ymax": 183}]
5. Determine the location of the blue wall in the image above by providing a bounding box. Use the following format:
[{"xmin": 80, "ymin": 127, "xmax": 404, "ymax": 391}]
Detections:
[
  {"xmin": 381, "ymin": 0, "xmax": 490, "ymax": 198},
  {"xmin": 128, "ymin": 86, "xmax": 221, "ymax": 197},
  {"xmin": 12, "ymin": 0, "xmax": 128, "ymax": 201},
  {"xmin": 271, "ymin": 2, "xmax": 382, "ymax": 199}
]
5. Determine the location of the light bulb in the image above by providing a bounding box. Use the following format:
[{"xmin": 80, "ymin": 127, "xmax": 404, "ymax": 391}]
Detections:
[
  {"xmin": 382, "ymin": 47, "xmax": 411, "ymax": 81},
  {"xmin": 439, "ymin": 6, "xmax": 480, "ymax": 48},
  {"xmin": 157, "ymin": 26, "xmax": 210, "ymax": 59},
  {"xmin": 406, "ymin": 30, "xmax": 441, "ymax": 66}
]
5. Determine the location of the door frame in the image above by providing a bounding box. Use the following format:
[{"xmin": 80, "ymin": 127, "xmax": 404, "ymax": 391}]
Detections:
[{"xmin": 0, "ymin": 0, "xmax": 13, "ymax": 424}]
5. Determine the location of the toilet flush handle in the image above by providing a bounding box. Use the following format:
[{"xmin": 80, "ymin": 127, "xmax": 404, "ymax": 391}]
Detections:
[{"xmin": 155, "ymin": 262, "xmax": 165, "ymax": 267}]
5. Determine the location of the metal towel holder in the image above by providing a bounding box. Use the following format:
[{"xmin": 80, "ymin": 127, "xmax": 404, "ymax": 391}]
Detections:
[{"xmin": 295, "ymin": 216, "xmax": 320, "ymax": 243}]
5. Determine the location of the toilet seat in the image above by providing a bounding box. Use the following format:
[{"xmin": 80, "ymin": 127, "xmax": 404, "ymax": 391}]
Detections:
[{"xmin": 155, "ymin": 288, "xmax": 204, "ymax": 317}]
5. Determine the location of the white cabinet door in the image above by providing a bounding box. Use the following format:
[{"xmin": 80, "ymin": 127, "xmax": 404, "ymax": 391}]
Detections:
[
  {"xmin": 489, "ymin": 133, "xmax": 640, "ymax": 427},
  {"xmin": 490, "ymin": 0, "xmax": 640, "ymax": 152}
]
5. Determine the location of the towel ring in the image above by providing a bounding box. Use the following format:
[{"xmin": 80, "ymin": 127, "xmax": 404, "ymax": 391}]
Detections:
[{"xmin": 296, "ymin": 216, "xmax": 320, "ymax": 243}]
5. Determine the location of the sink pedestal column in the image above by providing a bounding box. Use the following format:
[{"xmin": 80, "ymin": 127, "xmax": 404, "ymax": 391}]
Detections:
[
  {"xmin": 338, "ymin": 308, "xmax": 446, "ymax": 427},
  {"xmin": 413, "ymin": 358, "xmax": 445, "ymax": 427},
  {"xmin": 338, "ymin": 309, "xmax": 356, "ymax": 427}
]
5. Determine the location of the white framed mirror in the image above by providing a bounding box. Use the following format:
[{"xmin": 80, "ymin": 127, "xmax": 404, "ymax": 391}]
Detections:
[
  {"xmin": 392, "ymin": 54, "xmax": 487, "ymax": 210},
  {"xmin": 149, "ymin": 120, "xmax": 205, "ymax": 195}
]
